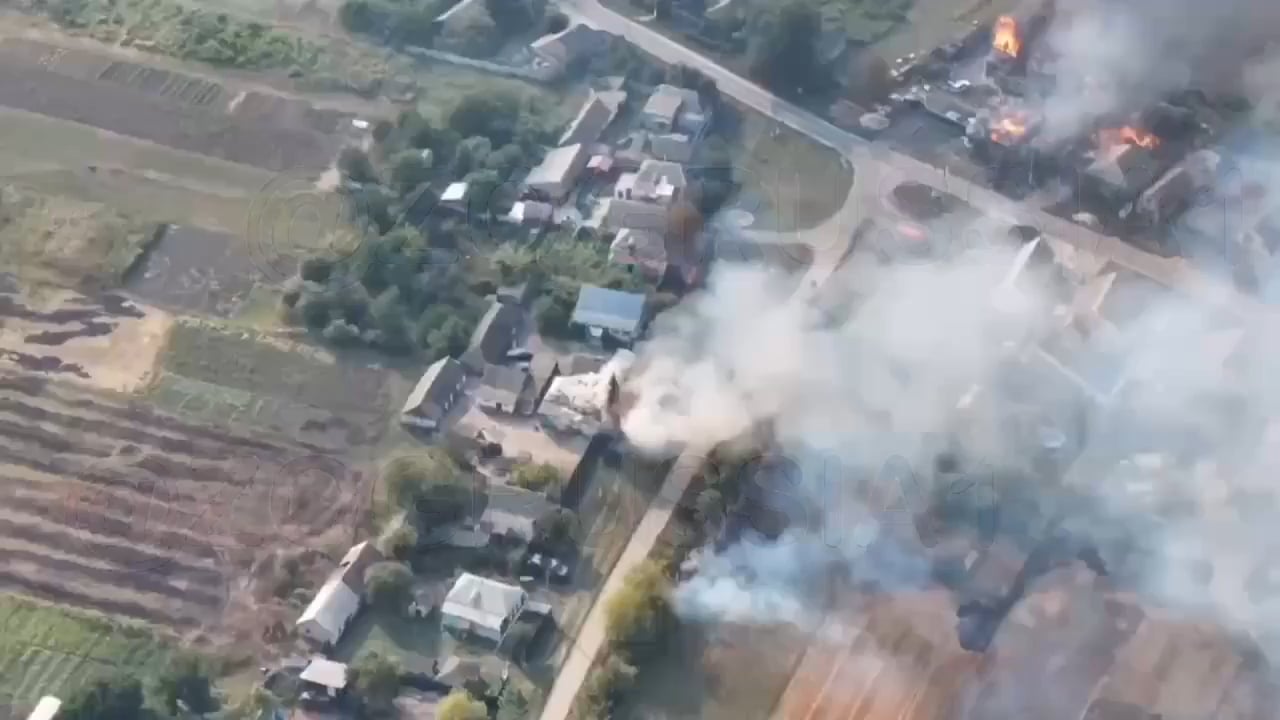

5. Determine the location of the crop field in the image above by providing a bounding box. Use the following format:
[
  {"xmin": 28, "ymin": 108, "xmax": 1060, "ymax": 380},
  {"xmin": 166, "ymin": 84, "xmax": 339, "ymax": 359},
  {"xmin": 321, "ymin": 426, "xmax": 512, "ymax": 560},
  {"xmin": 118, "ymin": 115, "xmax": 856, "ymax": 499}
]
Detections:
[
  {"xmin": 0, "ymin": 595, "xmax": 172, "ymax": 713},
  {"xmin": 0, "ymin": 38, "xmax": 350, "ymax": 173},
  {"xmin": 125, "ymin": 225, "xmax": 260, "ymax": 317},
  {"xmin": 773, "ymin": 591, "xmax": 978, "ymax": 720},
  {"xmin": 0, "ymin": 368, "xmax": 366, "ymax": 635}
]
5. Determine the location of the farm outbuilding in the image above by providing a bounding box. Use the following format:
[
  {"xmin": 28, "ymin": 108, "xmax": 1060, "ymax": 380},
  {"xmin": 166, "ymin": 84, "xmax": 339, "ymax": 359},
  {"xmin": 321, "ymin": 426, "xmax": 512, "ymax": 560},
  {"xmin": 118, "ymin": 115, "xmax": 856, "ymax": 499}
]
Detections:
[{"xmin": 295, "ymin": 541, "xmax": 382, "ymax": 647}]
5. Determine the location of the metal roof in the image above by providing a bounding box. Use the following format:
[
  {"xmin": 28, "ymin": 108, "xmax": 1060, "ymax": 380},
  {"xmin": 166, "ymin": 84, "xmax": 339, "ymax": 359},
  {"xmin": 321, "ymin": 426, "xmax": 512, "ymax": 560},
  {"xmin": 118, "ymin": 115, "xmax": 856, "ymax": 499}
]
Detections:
[
  {"xmin": 402, "ymin": 357, "xmax": 466, "ymax": 419},
  {"xmin": 300, "ymin": 657, "xmax": 349, "ymax": 690},
  {"xmin": 525, "ymin": 143, "xmax": 586, "ymax": 188},
  {"xmin": 441, "ymin": 573, "xmax": 527, "ymax": 632},
  {"xmin": 571, "ymin": 286, "xmax": 646, "ymax": 334}
]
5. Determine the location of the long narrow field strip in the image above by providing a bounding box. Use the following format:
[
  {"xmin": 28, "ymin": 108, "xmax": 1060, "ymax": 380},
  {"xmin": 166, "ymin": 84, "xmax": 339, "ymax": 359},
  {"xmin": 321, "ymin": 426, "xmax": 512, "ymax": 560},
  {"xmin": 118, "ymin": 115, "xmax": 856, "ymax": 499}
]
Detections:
[{"xmin": 0, "ymin": 594, "xmax": 172, "ymax": 710}]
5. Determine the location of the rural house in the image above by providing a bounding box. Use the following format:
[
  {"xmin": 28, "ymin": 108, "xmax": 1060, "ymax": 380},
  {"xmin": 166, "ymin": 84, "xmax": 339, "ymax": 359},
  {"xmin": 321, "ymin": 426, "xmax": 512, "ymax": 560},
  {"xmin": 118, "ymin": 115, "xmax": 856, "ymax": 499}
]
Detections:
[
  {"xmin": 300, "ymin": 657, "xmax": 349, "ymax": 699},
  {"xmin": 530, "ymin": 23, "xmax": 615, "ymax": 76},
  {"xmin": 596, "ymin": 197, "xmax": 671, "ymax": 233},
  {"xmin": 540, "ymin": 350, "xmax": 635, "ymax": 436},
  {"xmin": 641, "ymin": 84, "xmax": 710, "ymax": 136},
  {"xmin": 401, "ymin": 357, "xmax": 467, "ymax": 431},
  {"xmin": 615, "ymin": 159, "xmax": 687, "ymax": 205},
  {"xmin": 481, "ymin": 486, "xmax": 557, "ymax": 543},
  {"xmin": 524, "ymin": 143, "xmax": 590, "ymax": 202},
  {"xmin": 476, "ymin": 363, "xmax": 530, "ymax": 414},
  {"xmin": 558, "ymin": 90, "xmax": 627, "ymax": 147},
  {"xmin": 440, "ymin": 573, "xmax": 529, "ymax": 643},
  {"xmin": 295, "ymin": 541, "xmax": 383, "ymax": 647},
  {"xmin": 609, "ymin": 228, "xmax": 668, "ymax": 280},
  {"xmin": 571, "ymin": 286, "xmax": 648, "ymax": 345},
  {"xmin": 463, "ymin": 301, "xmax": 523, "ymax": 373}
]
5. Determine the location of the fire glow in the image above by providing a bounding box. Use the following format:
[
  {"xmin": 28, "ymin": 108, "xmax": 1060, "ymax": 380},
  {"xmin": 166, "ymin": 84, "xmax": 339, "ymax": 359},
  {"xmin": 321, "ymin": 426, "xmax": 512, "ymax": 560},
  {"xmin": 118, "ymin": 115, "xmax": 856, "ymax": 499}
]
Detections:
[
  {"xmin": 1097, "ymin": 125, "xmax": 1160, "ymax": 150},
  {"xmin": 990, "ymin": 111, "xmax": 1031, "ymax": 144},
  {"xmin": 993, "ymin": 15, "xmax": 1021, "ymax": 58}
]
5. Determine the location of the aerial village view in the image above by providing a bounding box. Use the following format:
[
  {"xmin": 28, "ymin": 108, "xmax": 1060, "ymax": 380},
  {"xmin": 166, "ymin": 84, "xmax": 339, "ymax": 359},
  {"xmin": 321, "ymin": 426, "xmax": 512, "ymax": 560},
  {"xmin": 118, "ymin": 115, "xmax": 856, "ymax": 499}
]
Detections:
[{"xmin": 2, "ymin": 0, "xmax": 1280, "ymax": 717}]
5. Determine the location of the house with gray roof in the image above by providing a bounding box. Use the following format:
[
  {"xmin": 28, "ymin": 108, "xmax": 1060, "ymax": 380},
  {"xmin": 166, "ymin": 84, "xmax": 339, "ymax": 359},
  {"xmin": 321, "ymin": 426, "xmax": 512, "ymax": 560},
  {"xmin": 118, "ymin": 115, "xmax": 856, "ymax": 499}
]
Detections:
[
  {"xmin": 481, "ymin": 485, "xmax": 556, "ymax": 542},
  {"xmin": 642, "ymin": 84, "xmax": 710, "ymax": 136},
  {"xmin": 463, "ymin": 301, "xmax": 523, "ymax": 373},
  {"xmin": 531, "ymin": 24, "xmax": 615, "ymax": 76},
  {"xmin": 401, "ymin": 357, "xmax": 467, "ymax": 431},
  {"xmin": 525, "ymin": 143, "xmax": 590, "ymax": 202},
  {"xmin": 558, "ymin": 90, "xmax": 627, "ymax": 147},
  {"xmin": 476, "ymin": 363, "xmax": 530, "ymax": 414},
  {"xmin": 571, "ymin": 286, "xmax": 647, "ymax": 345}
]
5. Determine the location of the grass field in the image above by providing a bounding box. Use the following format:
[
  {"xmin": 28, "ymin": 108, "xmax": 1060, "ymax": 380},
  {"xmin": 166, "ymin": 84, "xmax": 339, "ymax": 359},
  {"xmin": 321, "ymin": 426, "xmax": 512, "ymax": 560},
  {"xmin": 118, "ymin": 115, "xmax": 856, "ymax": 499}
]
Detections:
[
  {"xmin": 161, "ymin": 321, "xmax": 388, "ymax": 414},
  {"xmin": 0, "ymin": 184, "xmax": 157, "ymax": 289},
  {"xmin": 732, "ymin": 113, "xmax": 854, "ymax": 232},
  {"xmin": 0, "ymin": 594, "xmax": 172, "ymax": 710}
]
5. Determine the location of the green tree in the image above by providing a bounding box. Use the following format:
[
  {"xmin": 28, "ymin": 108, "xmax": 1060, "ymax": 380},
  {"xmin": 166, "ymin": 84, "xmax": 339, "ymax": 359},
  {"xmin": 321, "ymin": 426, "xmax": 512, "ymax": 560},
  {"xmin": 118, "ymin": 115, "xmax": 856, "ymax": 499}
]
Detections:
[
  {"xmin": 365, "ymin": 561, "xmax": 414, "ymax": 612},
  {"xmin": 512, "ymin": 461, "xmax": 561, "ymax": 492},
  {"xmin": 438, "ymin": 690, "xmax": 488, "ymax": 720},
  {"xmin": 425, "ymin": 315, "xmax": 474, "ymax": 360},
  {"xmin": 578, "ymin": 653, "xmax": 636, "ymax": 718},
  {"xmin": 534, "ymin": 282, "xmax": 578, "ymax": 339},
  {"xmin": 749, "ymin": 2, "xmax": 830, "ymax": 98},
  {"xmin": 382, "ymin": 452, "xmax": 473, "ymax": 523},
  {"xmin": 339, "ymin": 146, "xmax": 378, "ymax": 184},
  {"xmin": 154, "ymin": 653, "xmax": 217, "ymax": 715},
  {"xmin": 533, "ymin": 507, "xmax": 578, "ymax": 554},
  {"xmin": 349, "ymin": 651, "xmax": 403, "ymax": 715},
  {"xmin": 604, "ymin": 560, "xmax": 673, "ymax": 659},
  {"xmin": 370, "ymin": 286, "xmax": 412, "ymax": 353},
  {"xmin": 496, "ymin": 685, "xmax": 535, "ymax": 720},
  {"xmin": 484, "ymin": 143, "xmax": 526, "ymax": 176},
  {"xmin": 381, "ymin": 523, "xmax": 418, "ymax": 560},
  {"xmin": 484, "ymin": 0, "xmax": 532, "ymax": 36},
  {"xmin": 60, "ymin": 675, "xmax": 146, "ymax": 720},
  {"xmin": 300, "ymin": 256, "xmax": 333, "ymax": 283},
  {"xmin": 448, "ymin": 92, "xmax": 522, "ymax": 146},
  {"xmin": 695, "ymin": 488, "xmax": 724, "ymax": 529},
  {"xmin": 390, "ymin": 149, "xmax": 434, "ymax": 195}
]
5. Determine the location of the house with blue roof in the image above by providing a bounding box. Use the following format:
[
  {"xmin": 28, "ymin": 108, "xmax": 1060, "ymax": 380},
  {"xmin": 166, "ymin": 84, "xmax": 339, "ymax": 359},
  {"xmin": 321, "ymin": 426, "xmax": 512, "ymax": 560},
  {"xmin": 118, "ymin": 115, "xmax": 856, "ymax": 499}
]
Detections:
[{"xmin": 570, "ymin": 286, "xmax": 647, "ymax": 346}]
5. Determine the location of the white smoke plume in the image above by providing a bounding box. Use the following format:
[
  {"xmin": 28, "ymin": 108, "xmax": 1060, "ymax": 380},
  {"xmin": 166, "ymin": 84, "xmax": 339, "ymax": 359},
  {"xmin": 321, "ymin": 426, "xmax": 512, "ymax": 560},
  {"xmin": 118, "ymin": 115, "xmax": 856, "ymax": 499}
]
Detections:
[{"xmin": 1034, "ymin": 0, "xmax": 1280, "ymax": 142}]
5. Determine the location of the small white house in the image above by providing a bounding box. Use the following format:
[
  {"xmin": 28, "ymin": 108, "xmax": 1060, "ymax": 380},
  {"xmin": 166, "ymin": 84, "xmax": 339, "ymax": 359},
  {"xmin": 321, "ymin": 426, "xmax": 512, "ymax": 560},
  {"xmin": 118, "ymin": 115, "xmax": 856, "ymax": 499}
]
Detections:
[
  {"xmin": 295, "ymin": 541, "xmax": 382, "ymax": 646},
  {"xmin": 300, "ymin": 657, "xmax": 349, "ymax": 698},
  {"xmin": 440, "ymin": 573, "xmax": 529, "ymax": 644}
]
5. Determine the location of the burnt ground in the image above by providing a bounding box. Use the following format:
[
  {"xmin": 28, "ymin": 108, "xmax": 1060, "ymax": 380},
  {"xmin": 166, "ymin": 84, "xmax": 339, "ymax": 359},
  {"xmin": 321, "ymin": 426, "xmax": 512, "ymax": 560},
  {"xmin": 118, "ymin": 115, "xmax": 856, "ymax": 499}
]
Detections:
[
  {"xmin": 0, "ymin": 38, "xmax": 348, "ymax": 173},
  {"xmin": 0, "ymin": 370, "xmax": 368, "ymax": 636},
  {"xmin": 124, "ymin": 225, "xmax": 260, "ymax": 317}
]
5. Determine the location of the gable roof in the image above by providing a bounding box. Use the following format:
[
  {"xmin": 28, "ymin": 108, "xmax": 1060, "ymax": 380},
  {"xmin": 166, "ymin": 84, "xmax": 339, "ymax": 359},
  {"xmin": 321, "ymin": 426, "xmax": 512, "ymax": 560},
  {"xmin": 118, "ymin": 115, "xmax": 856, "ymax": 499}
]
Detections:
[
  {"xmin": 482, "ymin": 485, "xmax": 556, "ymax": 537},
  {"xmin": 634, "ymin": 159, "xmax": 687, "ymax": 199},
  {"xmin": 645, "ymin": 84, "xmax": 703, "ymax": 121},
  {"xmin": 402, "ymin": 357, "xmax": 466, "ymax": 420},
  {"xmin": 525, "ymin": 143, "xmax": 587, "ymax": 189},
  {"xmin": 571, "ymin": 286, "xmax": 646, "ymax": 335},
  {"xmin": 559, "ymin": 92, "xmax": 622, "ymax": 147},
  {"xmin": 477, "ymin": 363, "xmax": 529, "ymax": 409},
  {"xmin": 300, "ymin": 657, "xmax": 349, "ymax": 690},
  {"xmin": 531, "ymin": 24, "xmax": 614, "ymax": 67},
  {"xmin": 27, "ymin": 697, "xmax": 61, "ymax": 720},
  {"xmin": 598, "ymin": 198, "xmax": 670, "ymax": 232},
  {"xmin": 335, "ymin": 540, "xmax": 382, "ymax": 595},
  {"xmin": 296, "ymin": 575, "xmax": 360, "ymax": 639},
  {"xmin": 464, "ymin": 302, "xmax": 522, "ymax": 371},
  {"xmin": 441, "ymin": 573, "xmax": 527, "ymax": 633}
]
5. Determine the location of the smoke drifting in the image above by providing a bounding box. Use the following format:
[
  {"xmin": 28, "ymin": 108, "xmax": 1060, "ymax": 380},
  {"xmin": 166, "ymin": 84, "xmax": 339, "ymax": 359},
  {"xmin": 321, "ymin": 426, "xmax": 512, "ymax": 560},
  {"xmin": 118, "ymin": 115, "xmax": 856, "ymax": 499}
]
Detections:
[{"xmin": 1035, "ymin": 0, "xmax": 1280, "ymax": 141}]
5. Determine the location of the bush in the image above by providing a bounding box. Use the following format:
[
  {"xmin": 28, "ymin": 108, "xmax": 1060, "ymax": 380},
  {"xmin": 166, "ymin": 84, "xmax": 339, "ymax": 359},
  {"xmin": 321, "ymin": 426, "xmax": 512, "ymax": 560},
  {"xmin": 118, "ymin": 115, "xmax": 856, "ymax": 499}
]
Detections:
[
  {"xmin": 365, "ymin": 561, "xmax": 414, "ymax": 613},
  {"xmin": 438, "ymin": 690, "xmax": 488, "ymax": 720},
  {"xmin": 350, "ymin": 652, "xmax": 403, "ymax": 715},
  {"xmin": 578, "ymin": 653, "xmax": 637, "ymax": 718},
  {"xmin": 604, "ymin": 560, "xmax": 673, "ymax": 660},
  {"xmin": 512, "ymin": 461, "xmax": 561, "ymax": 492}
]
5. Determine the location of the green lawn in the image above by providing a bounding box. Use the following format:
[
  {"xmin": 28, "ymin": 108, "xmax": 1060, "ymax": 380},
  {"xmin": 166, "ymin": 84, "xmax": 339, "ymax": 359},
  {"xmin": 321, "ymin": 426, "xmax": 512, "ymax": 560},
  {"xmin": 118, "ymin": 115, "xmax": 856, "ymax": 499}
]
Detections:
[
  {"xmin": 332, "ymin": 609, "xmax": 451, "ymax": 673},
  {"xmin": 731, "ymin": 112, "xmax": 854, "ymax": 232},
  {"xmin": 0, "ymin": 595, "xmax": 173, "ymax": 709}
]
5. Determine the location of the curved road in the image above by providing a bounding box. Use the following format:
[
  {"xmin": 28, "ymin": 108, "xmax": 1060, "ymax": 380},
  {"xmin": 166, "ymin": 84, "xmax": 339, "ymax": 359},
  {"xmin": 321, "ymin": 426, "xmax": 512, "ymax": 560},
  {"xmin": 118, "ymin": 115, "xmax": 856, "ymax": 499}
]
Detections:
[{"xmin": 538, "ymin": 4, "xmax": 1275, "ymax": 720}]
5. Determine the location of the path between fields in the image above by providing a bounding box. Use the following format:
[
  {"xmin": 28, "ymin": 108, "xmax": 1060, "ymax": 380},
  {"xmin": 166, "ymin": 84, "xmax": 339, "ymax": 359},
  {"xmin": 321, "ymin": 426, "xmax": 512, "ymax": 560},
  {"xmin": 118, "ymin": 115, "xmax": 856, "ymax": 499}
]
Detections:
[{"xmin": 536, "ymin": 442, "xmax": 711, "ymax": 720}]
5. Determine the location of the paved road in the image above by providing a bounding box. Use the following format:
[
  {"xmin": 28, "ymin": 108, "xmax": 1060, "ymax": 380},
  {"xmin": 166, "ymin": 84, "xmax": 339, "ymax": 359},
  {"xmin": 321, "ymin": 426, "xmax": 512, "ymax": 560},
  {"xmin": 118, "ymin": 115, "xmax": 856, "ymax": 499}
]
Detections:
[{"xmin": 537, "ymin": 445, "xmax": 709, "ymax": 720}]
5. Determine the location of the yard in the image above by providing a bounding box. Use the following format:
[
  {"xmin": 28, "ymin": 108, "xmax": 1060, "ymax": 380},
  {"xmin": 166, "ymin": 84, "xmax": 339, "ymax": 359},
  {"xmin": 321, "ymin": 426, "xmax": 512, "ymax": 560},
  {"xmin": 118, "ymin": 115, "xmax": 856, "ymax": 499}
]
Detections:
[
  {"xmin": 730, "ymin": 112, "xmax": 854, "ymax": 232},
  {"xmin": 0, "ymin": 594, "xmax": 173, "ymax": 710},
  {"xmin": 333, "ymin": 607, "xmax": 450, "ymax": 674}
]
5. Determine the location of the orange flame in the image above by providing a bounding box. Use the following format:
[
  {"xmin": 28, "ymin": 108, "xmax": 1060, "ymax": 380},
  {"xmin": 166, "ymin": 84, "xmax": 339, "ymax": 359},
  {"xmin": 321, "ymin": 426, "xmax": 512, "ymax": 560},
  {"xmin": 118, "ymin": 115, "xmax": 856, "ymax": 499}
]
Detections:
[
  {"xmin": 990, "ymin": 110, "xmax": 1030, "ymax": 144},
  {"xmin": 1097, "ymin": 126, "xmax": 1159, "ymax": 150},
  {"xmin": 993, "ymin": 15, "xmax": 1021, "ymax": 58}
]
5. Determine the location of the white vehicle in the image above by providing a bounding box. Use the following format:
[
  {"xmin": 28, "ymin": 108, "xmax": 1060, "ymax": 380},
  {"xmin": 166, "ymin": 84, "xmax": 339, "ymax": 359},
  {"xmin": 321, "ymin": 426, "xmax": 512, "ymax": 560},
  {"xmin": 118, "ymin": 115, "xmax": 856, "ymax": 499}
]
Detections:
[
  {"xmin": 948, "ymin": 79, "xmax": 972, "ymax": 91},
  {"xmin": 945, "ymin": 111, "xmax": 963, "ymax": 123}
]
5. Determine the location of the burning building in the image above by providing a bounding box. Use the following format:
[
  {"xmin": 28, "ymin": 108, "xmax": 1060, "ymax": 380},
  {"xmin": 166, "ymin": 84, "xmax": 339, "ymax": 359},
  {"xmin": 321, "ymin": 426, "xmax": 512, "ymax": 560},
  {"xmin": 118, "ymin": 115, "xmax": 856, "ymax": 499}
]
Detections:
[{"xmin": 985, "ymin": 0, "xmax": 1056, "ymax": 94}]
